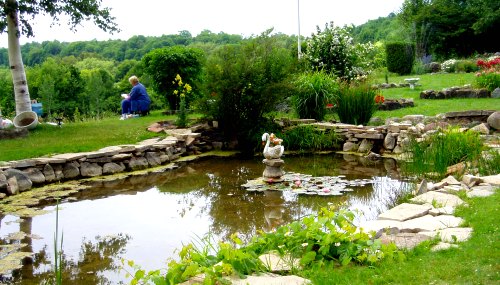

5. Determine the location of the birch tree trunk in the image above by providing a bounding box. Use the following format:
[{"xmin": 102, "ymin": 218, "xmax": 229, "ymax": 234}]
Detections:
[{"xmin": 7, "ymin": 0, "xmax": 32, "ymax": 115}]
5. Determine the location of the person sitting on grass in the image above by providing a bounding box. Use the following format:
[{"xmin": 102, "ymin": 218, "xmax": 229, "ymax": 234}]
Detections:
[{"xmin": 120, "ymin": 75, "xmax": 151, "ymax": 120}]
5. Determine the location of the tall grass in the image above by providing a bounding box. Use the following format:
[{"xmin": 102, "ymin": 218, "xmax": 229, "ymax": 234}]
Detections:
[
  {"xmin": 336, "ymin": 84, "xmax": 377, "ymax": 125},
  {"xmin": 280, "ymin": 125, "xmax": 340, "ymax": 151},
  {"xmin": 404, "ymin": 128, "xmax": 483, "ymax": 178},
  {"xmin": 292, "ymin": 71, "xmax": 339, "ymax": 121}
]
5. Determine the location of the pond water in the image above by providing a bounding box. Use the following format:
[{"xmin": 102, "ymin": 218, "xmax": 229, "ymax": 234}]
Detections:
[{"xmin": 0, "ymin": 154, "xmax": 414, "ymax": 284}]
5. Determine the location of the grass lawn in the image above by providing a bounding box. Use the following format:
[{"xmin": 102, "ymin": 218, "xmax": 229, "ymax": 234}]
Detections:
[{"xmin": 305, "ymin": 190, "xmax": 500, "ymax": 285}]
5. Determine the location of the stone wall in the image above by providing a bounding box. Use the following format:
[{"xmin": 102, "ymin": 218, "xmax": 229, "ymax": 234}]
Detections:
[
  {"xmin": 0, "ymin": 127, "xmax": 212, "ymax": 198},
  {"xmin": 312, "ymin": 110, "xmax": 499, "ymax": 157},
  {"xmin": 420, "ymin": 86, "xmax": 490, "ymax": 99}
]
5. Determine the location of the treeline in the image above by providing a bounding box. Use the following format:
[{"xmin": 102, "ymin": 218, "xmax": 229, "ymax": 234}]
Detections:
[
  {"xmin": 352, "ymin": 0, "xmax": 499, "ymax": 60},
  {"xmin": 0, "ymin": 30, "xmax": 245, "ymax": 66}
]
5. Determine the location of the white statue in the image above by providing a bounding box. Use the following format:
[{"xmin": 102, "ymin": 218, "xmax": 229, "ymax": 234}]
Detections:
[{"xmin": 262, "ymin": 133, "xmax": 284, "ymax": 159}]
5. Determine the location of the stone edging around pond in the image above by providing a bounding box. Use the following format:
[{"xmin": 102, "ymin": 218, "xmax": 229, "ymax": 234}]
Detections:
[{"xmin": 0, "ymin": 126, "xmax": 213, "ymax": 199}]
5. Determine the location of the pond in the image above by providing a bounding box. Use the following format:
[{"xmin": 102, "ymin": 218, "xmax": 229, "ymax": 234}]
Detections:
[{"xmin": 0, "ymin": 153, "xmax": 414, "ymax": 284}]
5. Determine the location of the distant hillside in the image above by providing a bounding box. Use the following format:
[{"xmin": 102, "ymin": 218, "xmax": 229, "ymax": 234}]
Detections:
[{"xmin": 352, "ymin": 13, "xmax": 405, "ymax": 44}]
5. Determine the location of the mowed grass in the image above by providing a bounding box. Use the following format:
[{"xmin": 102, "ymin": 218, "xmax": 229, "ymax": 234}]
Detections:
[
  {"xmin": 306, "ymin": 190, "xmax": 500, "ymax": 285},
  {"xmin": 372, "ymin": 73, "xmax": 499, "ymax": 121},
  {"xmin": 0, "ymin": 111, "xmax": 171, "ymax": 161}
]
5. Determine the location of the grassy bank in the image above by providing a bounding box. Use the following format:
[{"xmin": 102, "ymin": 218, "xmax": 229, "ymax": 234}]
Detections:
[{"xmin": 305, "ymin": 190, "xmax": 500, "ymax": 284}]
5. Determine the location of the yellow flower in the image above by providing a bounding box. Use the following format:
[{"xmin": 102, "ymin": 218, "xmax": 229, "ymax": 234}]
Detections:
[{"xmin": 173, "ymin": 90, "xmax": 178, "ymax": 95}]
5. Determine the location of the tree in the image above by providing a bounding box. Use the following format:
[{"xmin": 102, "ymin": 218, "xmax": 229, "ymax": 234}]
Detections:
[
  {"xmin": 143, "ymin": 46, "xmax": 204, "ymax": 110},
  {"xmin": 0, "ymin": 0, "xmax": 118, "ymax": 115}
]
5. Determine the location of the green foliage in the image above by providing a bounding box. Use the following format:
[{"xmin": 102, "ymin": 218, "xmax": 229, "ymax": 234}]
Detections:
[
  {"xmin": 280, "ymin": 125, "xmax": 340, "ymax": 151},
  {"xmin": 477, "ymin": 149, "xmax": 500, "ymax": 176},
  {"xmin": 475, "ymin": 73, "xmax": 500, "ymax": 92},
  {"xmin": 292, "ymin": 71, "xmax": 339, "ymax": 121},
  {"xmin": 385, "ymin": 42, "xmax": 415, "ymax": 75},
  {"xmin": 143, "ymin": 46, "xmax": 204, "ymax": 110},
  {"xmin": 122, "ymin": 206, "xmax": 403, "ymax": 284},
  {"xmin": 399, "ymin": 0, "xmax": 500, "ymax": 58},
  {"xmin": 305, "ymin": 22, "xmax": 374, "ymax": 82},
  {"xmin": 404, "ymin": 127, "xmax": 484, "ymax": 178},
  {"xmin": 335, "ymin": 84, "xmax": 377, "ymax": 125},
  {"xmin": 173, "ymin": 74, "xmax": 192, "ymax": 128},
  {"xmin": 204, "ymin": 29, "xmax": 297, "ymax": 153}
]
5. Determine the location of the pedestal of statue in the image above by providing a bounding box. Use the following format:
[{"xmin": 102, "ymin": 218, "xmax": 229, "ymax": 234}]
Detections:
[{"xmin": 262, "ymin": 158, "xmax": 285, "ymax": 182}]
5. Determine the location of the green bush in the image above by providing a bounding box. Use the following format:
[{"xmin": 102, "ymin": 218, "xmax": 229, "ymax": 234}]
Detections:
[
  {"xmin": 204, "ymin": 30, "xmax": 297, "ymax": 154},
  {"xmin": 475, "ymin": 72, "xmax": 500, "ymax": 92},
  {"xmin": 385, "ymin": 42, "xmax": 415, "ymax": 75},
  {"xmin": 292, "ymin": 71, "xmax": 339, "ymax": 121},
  {"xmin": 335, "ymin": 84, "xmax": 377, "ymax": 125},
  {"xmin": 455, "ymin": 60, "xmax": 479, "ymax": 73}
]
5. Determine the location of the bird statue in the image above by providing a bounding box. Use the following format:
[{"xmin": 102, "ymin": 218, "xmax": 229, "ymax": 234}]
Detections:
[{"xmin": 262, "ymin": 133, "xmax": 284, "ymax": 159}]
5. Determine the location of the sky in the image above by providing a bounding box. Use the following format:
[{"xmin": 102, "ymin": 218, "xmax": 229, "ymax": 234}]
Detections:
[{"xmin": 1, "ymin": 0, "xmax": 404, "ymax": 48}]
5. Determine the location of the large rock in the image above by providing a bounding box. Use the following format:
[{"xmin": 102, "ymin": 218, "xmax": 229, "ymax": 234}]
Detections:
[
  {"xmin": 0, "ymin": 171, "xmax": 7, "ymax": 191},
  {"xmin": 102, "ymin": 162, "xmax": 126, "ymax": 175},
  {"xmin": 383, "ymin": 133, "xmax": 397, "ymax": 150},
  {"xmin": 491, "ymin": 87, "xmax": 500, "ymax": 98},
  {"xmin": 410, "ymin": 191, "xmax": 465, "ymax": 208},
  {"xmin": 22, "ymin": 167, "xmax": 46, "ymax": 184},
  {"xmin": 63, "ymin": 162, "xmax": 80, "ymax": 179},
  {"xmin": 43, "ymin": 164, "xmax": 56, "ymax": 182},
  {"xmin": 357, "ymin": 139, "xmax": 373, "ymax": 153},
  {"xmin": 487, "ymin": 111, "xmax": 500, "ymax": 130},
  {"xmin": 145, "ymin": 152, "xmax": 161, "ymax": 166},
  {"xmin": 80, "ymin": 162, "xmax": 103, "ymax": 177},
  {"xmin": 379, "ymin": 232, "xmax": 431, "ymax": 249},
  {"xmin": 4, "ymin": 168, "xmax": 32, "ymax": 192},
  {"xmin": 128, "ymin": 157, "xmax": 149, "ymax": 170},
  {"xmin": 480, "ymin": 174, "xmax": 500, "ymax": 186}
]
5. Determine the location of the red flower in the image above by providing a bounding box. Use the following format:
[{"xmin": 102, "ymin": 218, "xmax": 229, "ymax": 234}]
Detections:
[{"xmin": 326, "ymin": 103, "xmax": 334, "ymax": 109}]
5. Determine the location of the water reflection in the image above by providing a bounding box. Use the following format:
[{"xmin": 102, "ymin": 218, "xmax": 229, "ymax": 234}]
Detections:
[{"xmin": 0, "ymin": 154, "xmax": 413, "ymax": 284}]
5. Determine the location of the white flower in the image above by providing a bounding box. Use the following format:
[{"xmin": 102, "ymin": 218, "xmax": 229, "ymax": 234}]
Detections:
[{"xmin": 301, "ymin": 242, "xmax": 308, "ymax": 247}]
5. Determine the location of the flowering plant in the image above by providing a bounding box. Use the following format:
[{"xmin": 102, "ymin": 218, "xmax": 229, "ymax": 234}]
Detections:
[
  {"xmin": 475, "ymin": 57, "xmax": 500, "ymax": 92},
  {"xmin": 374, "ymin": 94, "xmax": 385, "ymax": 104}
]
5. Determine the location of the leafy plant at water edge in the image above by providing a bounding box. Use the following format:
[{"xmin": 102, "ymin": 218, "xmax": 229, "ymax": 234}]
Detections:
[
  {"xmin": 477, "ymin": 149, "xmax": 500, "ymax": 176},
  {"xmin": 335, "ymin": 84, "xmax": 377, "ymax": 125},
  {"xmin": 292, "ymin": 71, "xmax": 339, "ymax": 121},
  {"xmin": 404, "ymin": 127, "xmax": 484, "ymax": 178},
  {"xmin": 280, "ymin": 125, "xmax": 340, "ymax": 151},
  {"xmin": 122, "ymin": 206, "xmax": 403, "ymax": 284}
]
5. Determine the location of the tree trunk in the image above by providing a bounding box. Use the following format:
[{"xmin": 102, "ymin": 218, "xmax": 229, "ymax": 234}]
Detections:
[{"xmin": 7, "ymin": 0, "xmax": 32, "ymax": 115}]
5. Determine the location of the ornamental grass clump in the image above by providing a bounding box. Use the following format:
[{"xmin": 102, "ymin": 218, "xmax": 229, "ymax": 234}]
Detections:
[
  {"xmin": 280, "ymin": 125, "xmax": 340, "ymax": 151},
  {"xmin": 335, "ymin": 84, "xmax": 377, "ymax": 125},
  {"xmin": 292, "ymin": 71, "xmax": 339, "ymax": 121},
  {"xmin": 404, "ymin": 127, "xmax": 483, "ymax": 178}
]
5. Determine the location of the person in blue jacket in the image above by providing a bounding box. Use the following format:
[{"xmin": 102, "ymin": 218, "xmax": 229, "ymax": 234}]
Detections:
[{"xmin": 120, "ymin": 75, "xmax": 151, "ymax": 119}]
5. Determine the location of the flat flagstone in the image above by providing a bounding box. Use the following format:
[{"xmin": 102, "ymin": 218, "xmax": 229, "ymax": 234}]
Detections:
[
  {"xmin": 378, "ymin": 203, "xmax": 432, "ymax": 221},
  {"xmin": 379, "ymin": 232, "xmax": 432, "ymax": 249},
  {"xmin": 441, "ymin": 175, "xmax": 461, "ymax": 185},
  {"xmin": 410, "ymin": 191, "xmax": 465, "ymax": 208},
  {"xmin": 400, "ymin": 215, "xmax": 450, "ymax": 233},
  {"xmin": 51, "ymin": 153, "xmax": 87, "ymax": 161},
  {"xmin": 434, "ymin": 215, "xmax": 464, "ymax": 227},
  {"xmin": 467, "ymin": 187, "xmax": 495, "ymax": 197},
  {"xmin": 480, "ymin": 174, "xmax": 500, "ymax": 186},
  {"xmin": 359, "ymin": 219, "xmax": 403, "ymax": 234},
  {"xmin": 420, "ymin": 227, "xmax": 473, "ymax": 243},
  {"xmin": 428, "ymin": 206, "xmax": 455, "ymax": 216}
]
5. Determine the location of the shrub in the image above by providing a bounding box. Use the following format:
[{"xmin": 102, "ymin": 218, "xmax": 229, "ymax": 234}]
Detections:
[
  {"xmin": 204, "ymin": 30, "xmax": 297, "ymax": 154},
  {"xmin": 305, "ymin": 22, "xmax": 374, "ymax": 82},
  {"xmin": 335, "ymin": 84, "xmax": 377, "ymax": 125},
  {"xmin": 292, "ymin": 71, "xmax": 339, "ymax": 121},
  {"xmin": 385, "ymin": 42, "xmax": 415, "ymax": 75}
]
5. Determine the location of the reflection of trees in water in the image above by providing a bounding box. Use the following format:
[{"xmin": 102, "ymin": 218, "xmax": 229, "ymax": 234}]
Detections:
[{"xmin": 12, "ymin": 234, "xmax": 130, "ymax": 285}]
